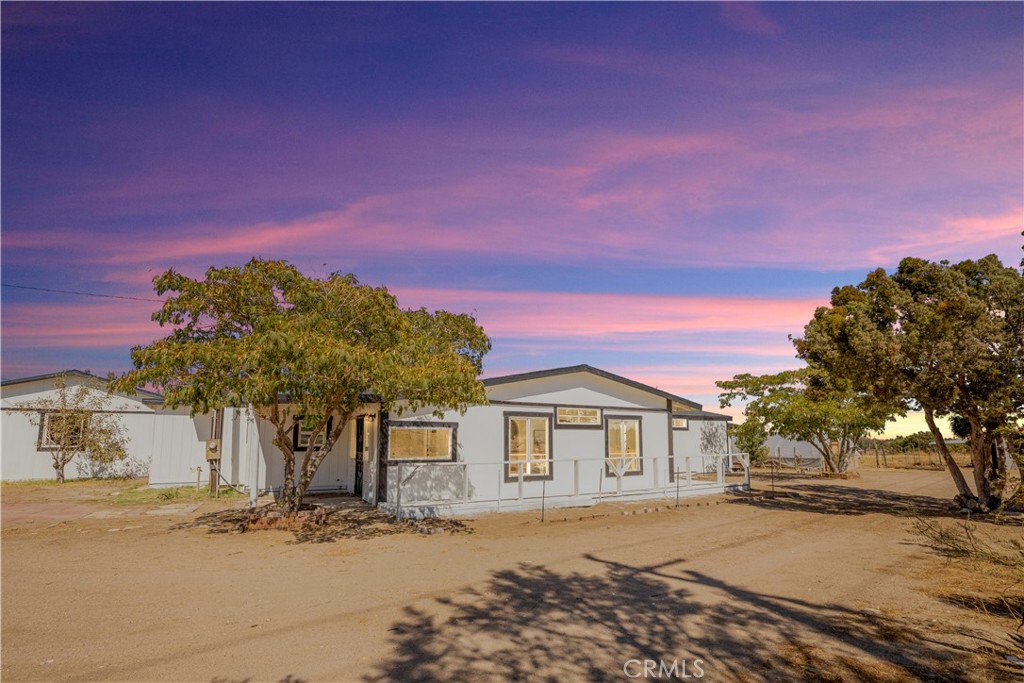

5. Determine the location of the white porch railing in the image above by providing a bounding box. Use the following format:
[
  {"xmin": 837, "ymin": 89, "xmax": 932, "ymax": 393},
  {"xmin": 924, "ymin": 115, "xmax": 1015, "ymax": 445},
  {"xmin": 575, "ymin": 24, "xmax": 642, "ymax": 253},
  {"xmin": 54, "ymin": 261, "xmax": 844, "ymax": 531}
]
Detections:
[{"xmin": 391, "ymin": 453, "xmax": 750, "ymax": 519}]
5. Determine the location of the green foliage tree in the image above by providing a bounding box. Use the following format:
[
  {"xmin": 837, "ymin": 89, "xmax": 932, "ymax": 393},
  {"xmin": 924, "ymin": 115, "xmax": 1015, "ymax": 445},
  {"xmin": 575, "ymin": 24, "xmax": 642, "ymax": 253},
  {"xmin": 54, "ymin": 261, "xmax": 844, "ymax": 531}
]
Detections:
[
  {"xmin": 888, "ymin": 431, "xmax": 939, "ymax": 452},
  {"xmin": 112, "ymin": 259, "xmax": 491, "ymax": 513},
  {"xmin": 717, "ymin": 368, "xmax": 891, "ymax": 473},
  {"xmin": 795, "ymin": 255, "xmax": 1024, "ymax": 511},
  {"xmin": 18, "ymin": 373, "xmax": 130, "ymax": 482},
  {"xmin": 729, "ymin": 420, "xmax": 769, "ymax": 463}
]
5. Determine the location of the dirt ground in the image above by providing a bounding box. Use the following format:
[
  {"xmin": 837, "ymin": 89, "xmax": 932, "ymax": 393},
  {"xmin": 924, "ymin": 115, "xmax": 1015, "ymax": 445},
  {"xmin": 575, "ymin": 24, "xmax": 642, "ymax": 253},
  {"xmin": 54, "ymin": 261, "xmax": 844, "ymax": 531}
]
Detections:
[{"xmin": 2, "ymin": 470, "xmax": 1022, "ymax": 683}]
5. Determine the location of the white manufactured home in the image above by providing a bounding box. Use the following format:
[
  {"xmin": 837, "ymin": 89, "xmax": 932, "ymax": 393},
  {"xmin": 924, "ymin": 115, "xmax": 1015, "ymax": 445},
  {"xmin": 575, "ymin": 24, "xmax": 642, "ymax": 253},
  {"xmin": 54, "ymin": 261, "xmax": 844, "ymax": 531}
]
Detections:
[
  {"xmin": 215, "ymin": 365, "xmax": 747, "ymax": 516},
  {"xmin": 381, "ymin": 365, "xmax": 746, "ymax": 517},
  {"xmin": 2, "ymin": 365, "xmax": 748, "ymax": 516}
]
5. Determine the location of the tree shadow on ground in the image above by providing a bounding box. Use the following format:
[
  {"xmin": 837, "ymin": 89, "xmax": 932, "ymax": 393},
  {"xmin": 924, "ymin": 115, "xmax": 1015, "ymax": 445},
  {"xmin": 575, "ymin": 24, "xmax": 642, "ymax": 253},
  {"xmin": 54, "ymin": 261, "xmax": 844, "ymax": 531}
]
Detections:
[
  {"xmin": 727, "ymin": 483, "xmax": 954, "ymax": 518},
  {"xmin": 366, "ymin": 553, "xmax": 1018, "ymax": 683},
  {"xmin": 171, "ymin": 505, "xmax": 471, "ymax": 543}
]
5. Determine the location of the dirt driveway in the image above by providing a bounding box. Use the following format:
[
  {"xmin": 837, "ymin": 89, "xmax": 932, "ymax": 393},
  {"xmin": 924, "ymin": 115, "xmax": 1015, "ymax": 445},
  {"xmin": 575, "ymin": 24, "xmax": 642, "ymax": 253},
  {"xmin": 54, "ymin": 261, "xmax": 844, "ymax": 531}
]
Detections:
[{"xmin": 2, "ymin": 470, "xmax": 1021, "ymax": 682}]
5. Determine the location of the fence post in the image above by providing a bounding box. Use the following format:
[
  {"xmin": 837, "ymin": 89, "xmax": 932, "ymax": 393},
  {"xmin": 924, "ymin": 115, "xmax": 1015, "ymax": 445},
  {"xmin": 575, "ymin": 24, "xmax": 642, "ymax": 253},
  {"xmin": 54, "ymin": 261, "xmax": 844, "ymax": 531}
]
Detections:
[
  {"xmin": 462, "ymin": 463, "xmax": 469, "ymax": 505},
  {"xmin": 686, "ymin": 455, "xmax": 692, "ymax": 487},
  {"xmin": 541, "ymin": 477, "xmax": 546, "ymax": 523},
  {"xmin": 396, "ymin": 463, "xmax": 403, "ymax": 520},
  {"xmin": 717, "ymin": 455, "xmax": 725, "ymax": 486},
  {"xmin": 573, "ymin": 459, "xmax": 579, "ymax": 498},
  {"xmin": 518, "ymin": 469, "xmax": 524, "ymax": 501}
]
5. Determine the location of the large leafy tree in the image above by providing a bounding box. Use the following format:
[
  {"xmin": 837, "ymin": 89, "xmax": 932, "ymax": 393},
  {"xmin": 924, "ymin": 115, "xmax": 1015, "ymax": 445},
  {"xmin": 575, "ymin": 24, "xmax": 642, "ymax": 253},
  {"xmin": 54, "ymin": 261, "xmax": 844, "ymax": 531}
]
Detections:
[
  {"xmin": 717, "ymin": 368, "xmax": 892, "ymax": 473},
  {"xmin": 113, "ymin": 259, "xmax": 491, "ymax": 512},
  {"xmin": 795, "ymin": 255, "xmax": 1024, "ymax": 510}
]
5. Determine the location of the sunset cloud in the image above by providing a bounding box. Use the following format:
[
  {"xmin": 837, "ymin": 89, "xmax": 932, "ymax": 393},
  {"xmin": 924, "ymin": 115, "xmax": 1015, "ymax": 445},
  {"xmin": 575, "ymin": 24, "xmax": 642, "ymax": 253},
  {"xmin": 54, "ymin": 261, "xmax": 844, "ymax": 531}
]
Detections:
[{"xmin": 3, "ymin": 3, "xmax": 1020, "ymax": 397}]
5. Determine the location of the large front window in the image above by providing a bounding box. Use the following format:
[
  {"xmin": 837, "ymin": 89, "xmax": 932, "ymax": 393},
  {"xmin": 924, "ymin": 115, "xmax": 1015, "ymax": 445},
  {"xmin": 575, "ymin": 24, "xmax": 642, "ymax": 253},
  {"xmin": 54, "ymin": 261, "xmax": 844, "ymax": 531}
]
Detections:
[
  {"xmin": 606, "ymin": 416, "xmax": 642, "ymax": 476},
  {"xmin": 506, "ymin": 413, "xmax": 551, "ymax": 480},
  {"xmin": 388, "ymin": 423, "xmax": 456, "ymax": 462}
]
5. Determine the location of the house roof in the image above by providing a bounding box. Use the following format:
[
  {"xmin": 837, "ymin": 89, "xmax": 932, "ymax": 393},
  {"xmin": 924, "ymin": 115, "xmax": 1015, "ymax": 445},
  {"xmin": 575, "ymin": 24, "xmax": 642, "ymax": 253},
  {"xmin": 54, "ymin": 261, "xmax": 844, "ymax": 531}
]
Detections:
[
  {"xmin": 0, "ymin": 369, "xmax": 164, "ymax": 403},
  {"xmin": 677, "ymin": 409, "xmax": 732, "ymax": 422},
  {"xmin": 482, "ymin": 364, "xmax": 707, "ymax": 412}
]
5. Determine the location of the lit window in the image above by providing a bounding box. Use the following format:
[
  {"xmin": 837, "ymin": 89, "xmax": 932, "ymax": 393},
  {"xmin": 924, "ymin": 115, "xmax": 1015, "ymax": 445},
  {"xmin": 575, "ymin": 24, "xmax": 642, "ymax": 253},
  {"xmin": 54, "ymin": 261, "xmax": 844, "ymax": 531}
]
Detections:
[
  {"xmin": 672, "ymin": 417, "xmax": 689, "ymax": 430},
  {"xmin": 506, "ymin": 413, "xmax": 551, "ymax": 480},
  {"xmin": 556, "ymin": 406, "xmax": 601, "ymax": 426},
  {"xmin": 388, "ymin": 423, "xmax": 456, "ymax": 461},
  {"xmin": 606, "ymin": 417, "xmax": 642, "ymax": 476}
]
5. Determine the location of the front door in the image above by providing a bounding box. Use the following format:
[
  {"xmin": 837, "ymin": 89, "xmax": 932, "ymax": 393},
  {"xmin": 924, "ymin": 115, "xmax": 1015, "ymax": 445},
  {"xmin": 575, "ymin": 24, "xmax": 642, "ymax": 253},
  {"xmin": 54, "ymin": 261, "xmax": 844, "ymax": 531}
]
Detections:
[
  {"xmin": 354, "ymin": 417, "xmax": 365, "ymax": 496},
  {"xmin": 376, "ymin": 414, "xmax": 388, "ymax": 503}
]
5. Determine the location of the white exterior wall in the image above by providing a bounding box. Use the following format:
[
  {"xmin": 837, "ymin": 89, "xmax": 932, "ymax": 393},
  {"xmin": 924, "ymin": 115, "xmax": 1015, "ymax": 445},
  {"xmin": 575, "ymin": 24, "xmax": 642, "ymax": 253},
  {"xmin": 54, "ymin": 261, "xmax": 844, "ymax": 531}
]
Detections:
[
  {"xmin": 1, "ymin": 376, "xmax": 204, "ymax": 482},
  {"xmin": 146, "ymin": 408, "xmax": 214, "ymax": 487},
  {"xmin": 671, "ymin": 418, "xmax": 731, "ymax": 476},
  {"xmin": 217, "ymin": 404, "xmax": 381, "ymax": 502},
  {"xmin": 383, "ymin": 371, "xmax": 741, "ymax": 517}
]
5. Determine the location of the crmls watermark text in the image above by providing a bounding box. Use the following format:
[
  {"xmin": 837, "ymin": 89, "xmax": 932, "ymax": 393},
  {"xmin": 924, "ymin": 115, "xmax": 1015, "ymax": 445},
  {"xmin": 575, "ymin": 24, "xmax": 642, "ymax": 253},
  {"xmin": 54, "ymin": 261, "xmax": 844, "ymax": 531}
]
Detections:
[{"xmin": 623, "ymin": 658, "xmax": 705, "ymax": 679}]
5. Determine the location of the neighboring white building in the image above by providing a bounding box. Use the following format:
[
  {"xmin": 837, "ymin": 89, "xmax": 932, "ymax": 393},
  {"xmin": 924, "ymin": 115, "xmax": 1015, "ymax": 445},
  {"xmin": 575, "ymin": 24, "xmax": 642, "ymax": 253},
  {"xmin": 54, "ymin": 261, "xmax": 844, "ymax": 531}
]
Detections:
[
  {"xmin": 764, "ymin": 435, "xmax": 824, "ymax": 468},
  {"xmin": 1, "ymin": 370, "xmax": 212, "ymax": 482},
  {"xmin": 3, "ymin": 365, "xmax": 748, "ymax": 516}
]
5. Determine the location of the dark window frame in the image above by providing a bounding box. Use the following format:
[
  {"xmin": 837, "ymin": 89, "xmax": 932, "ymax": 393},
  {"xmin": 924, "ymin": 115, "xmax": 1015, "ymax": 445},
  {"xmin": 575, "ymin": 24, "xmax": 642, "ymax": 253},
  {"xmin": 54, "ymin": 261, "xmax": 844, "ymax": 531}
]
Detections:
[
  {"xmin": 503, "ymin": 411, "xmax": 554, "ymax": 483},
  {"xmin": 292, "ymin": 415, "xmax": 334, "ymax": 452},
  {"xmin": 36, "ymin": 411, "xmax": 90, "ymax": 451},
  {"xmin": 554, "ymin": 405, "xmax": 603, "ymax": 429},
  {"xmin": 386, "ymin": 421, "xmax": 459, "ymax": 463},
  {"xmin": 604, "ymin": 414, "xmax": 644, "ymax": 477},
  {"xmin": 671, "ymin": 415, "xmax": 690, "ymax": 431}
]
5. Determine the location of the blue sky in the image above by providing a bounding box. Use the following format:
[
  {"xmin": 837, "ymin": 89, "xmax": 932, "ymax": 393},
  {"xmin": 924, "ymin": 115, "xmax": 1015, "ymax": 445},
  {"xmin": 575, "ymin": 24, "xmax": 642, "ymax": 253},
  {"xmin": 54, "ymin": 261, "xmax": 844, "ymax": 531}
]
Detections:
[{"xmin": 2, "ymin": 2, "xmax": 1022, "ymax": 431}]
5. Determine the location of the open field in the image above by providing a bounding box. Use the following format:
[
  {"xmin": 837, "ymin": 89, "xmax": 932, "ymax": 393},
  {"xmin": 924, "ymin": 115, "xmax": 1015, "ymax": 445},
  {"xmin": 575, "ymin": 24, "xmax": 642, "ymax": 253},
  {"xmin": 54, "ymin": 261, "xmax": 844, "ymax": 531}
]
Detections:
[{"xmin": 2, "ymin": 470, "xmax": 1022, "ymax": 682}]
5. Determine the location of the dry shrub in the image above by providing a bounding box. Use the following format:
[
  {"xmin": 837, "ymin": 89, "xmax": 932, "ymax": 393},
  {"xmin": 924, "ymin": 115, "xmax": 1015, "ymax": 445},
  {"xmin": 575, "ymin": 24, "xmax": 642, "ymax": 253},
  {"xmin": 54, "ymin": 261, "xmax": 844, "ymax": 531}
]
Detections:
[{"xmin": 913, "ymin": 516, "xmax": 1024, "ymax": 630}]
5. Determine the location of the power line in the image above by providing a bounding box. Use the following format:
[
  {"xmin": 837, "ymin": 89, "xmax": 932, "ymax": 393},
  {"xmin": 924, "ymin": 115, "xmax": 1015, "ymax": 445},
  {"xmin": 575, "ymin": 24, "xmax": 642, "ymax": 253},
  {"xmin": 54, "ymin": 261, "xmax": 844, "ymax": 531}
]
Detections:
[{"xmin": 1, "ymin": 283, "xmax": 162, "ymax": 303}]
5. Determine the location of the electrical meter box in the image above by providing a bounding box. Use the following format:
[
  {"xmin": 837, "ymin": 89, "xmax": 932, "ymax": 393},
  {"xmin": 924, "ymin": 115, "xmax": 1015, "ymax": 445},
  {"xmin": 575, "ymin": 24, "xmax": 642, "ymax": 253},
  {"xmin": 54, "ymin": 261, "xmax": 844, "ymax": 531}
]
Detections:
[{"xmin": 205, "ymin": 439, "xmax": 222, "ymax": 461}]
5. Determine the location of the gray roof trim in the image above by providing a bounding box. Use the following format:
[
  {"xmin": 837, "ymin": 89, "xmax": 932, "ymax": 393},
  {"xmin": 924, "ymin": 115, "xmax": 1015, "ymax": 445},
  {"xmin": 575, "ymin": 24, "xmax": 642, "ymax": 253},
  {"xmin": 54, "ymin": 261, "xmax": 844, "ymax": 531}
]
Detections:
[
  {"xmin": 0, "ymin": 369, "xmax": 164, "ymax": 401},
  {"xmin": 482, "ymin": 364, "xmax": 703, "ymax": 410},
  {"xmin": 675, "ymin": 410, "xmax": 733, "ymax": 422}
]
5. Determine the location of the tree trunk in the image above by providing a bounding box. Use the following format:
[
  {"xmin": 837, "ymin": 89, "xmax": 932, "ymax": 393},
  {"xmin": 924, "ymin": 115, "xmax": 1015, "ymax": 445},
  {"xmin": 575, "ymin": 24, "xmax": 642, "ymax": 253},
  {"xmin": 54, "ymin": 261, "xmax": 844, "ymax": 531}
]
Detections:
[
  {"xmin": 924, "ymin": 407, "xmax": 975, "ymax": 505},
  {"xmin": 294, "ymin": 414, "xmax": 341, "ymax": 513},
  {"xmin": 52, "ymin": 452, "xmax": 72, "ymax": 483},
  {"xmin": 987, "ymin": 431, "xmax": 1007, "ymax": 505},
  {"xmin": 966, "ymin": 420, "xmax": 995, "ymax": 511},
  {"xmin": 280, "ymin": 455, "xmax": 297, "ymax": 512},
  {"xmin": 998, "ymin": 435, "xmax": 1024, "ymax": 507},
  {"xmin": 811, "ymin": 434, "xmax": 837, "ymax": 472},
  {"xmin": 272, "ymin": 427, "xmax": 298, "ymax": 513}
]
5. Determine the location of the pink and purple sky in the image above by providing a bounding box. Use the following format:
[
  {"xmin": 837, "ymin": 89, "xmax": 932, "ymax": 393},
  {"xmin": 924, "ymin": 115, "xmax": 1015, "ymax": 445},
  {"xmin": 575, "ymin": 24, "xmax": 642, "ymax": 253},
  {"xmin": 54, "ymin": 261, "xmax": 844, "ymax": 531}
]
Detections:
[{"xmin": 2, "ymin": 3, "xmax": 1022, "ymax": 432}]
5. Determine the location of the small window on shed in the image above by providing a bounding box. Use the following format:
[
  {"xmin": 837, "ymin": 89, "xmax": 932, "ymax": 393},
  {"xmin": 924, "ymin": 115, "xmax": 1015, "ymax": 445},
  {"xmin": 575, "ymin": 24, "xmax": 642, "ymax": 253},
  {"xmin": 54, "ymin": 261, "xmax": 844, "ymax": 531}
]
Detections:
[
  {"xmin": 39, "ymin": 411, "xmax": 90, "ymax": 450},
  {"xmin": 672, "ymin": 417, "xmax": 689, "ymax": 430}
]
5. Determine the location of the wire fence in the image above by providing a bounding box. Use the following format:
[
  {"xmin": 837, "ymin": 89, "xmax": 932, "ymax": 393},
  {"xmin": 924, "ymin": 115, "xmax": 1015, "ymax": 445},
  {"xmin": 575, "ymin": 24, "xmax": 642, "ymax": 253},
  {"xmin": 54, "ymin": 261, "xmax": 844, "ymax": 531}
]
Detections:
[
  {"xmin": 389, "ymin": 453, "xmax": 750, "ymax": 519},
  {"xmin": 865, "ymin": 447, "xmax": 972, "ymax": 470},
  {"xmin": 759, "ymin": 444, "xmax": 974, "ymax": 472}
]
